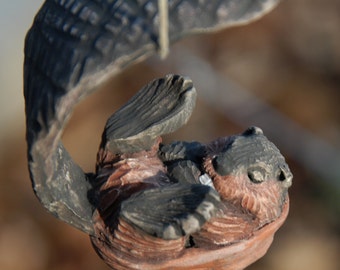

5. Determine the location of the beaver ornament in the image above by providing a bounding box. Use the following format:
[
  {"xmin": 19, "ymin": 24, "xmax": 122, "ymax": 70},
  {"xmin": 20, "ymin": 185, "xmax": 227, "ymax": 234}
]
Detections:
[{"xmin": 90, "ymin": 75, "xmax": 292, "ymax": 270}]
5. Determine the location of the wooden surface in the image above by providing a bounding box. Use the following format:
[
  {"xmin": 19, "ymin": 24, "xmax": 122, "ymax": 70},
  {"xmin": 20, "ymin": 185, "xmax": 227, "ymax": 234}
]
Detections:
[{"xmin": 91, "ymin": 197, "xmax": 289, "ymax": 270}]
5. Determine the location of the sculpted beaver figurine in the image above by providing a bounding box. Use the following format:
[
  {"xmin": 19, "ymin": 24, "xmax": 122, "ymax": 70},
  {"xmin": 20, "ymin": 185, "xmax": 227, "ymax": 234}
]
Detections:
[
  {"xmin": 90, "ymin": 75, "xmax": 292, "ymax": 269},
  {"xmin": 24, "ymin": 1, "xmax": 287, "ymax": 268}
]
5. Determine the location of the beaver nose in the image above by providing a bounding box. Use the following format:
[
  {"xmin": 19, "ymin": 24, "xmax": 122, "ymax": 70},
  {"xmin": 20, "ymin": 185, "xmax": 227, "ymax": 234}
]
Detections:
[{"xmin": 278, "ymin": 164, "xmax": 293, "ymax": 188}]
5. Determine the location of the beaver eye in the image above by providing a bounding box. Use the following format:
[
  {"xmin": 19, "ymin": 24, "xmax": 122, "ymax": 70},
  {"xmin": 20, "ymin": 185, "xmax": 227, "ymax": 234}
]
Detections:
[{"xmin": 247, "ymin": 167, "xmax": 266, "ymax": 183}]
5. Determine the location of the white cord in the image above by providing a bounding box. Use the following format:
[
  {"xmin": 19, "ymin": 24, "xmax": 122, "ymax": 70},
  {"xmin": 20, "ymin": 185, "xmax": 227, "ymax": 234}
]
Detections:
[
  {"xmin": 199, "ymin": 174, "xmax": 216, "ymax": 189},
  {"xmin": 158, "ymin": 0, "xmax": 169, "ymax": 59}
]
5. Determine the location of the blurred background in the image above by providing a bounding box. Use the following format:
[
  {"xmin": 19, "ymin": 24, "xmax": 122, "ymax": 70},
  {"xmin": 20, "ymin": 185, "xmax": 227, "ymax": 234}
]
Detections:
[{"xmin": 0, "ymin": 0, "xmax": 339, "ymax": 269}]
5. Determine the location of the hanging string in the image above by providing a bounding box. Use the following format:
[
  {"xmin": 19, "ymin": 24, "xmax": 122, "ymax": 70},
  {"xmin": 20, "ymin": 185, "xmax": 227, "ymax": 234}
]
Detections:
[{"xmin": 158, "ymin": 0, "xmax": 169, "ymax": 59}]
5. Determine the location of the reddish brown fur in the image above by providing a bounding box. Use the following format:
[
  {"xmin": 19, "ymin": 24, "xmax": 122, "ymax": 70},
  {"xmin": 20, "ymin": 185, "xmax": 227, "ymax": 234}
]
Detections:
[
  {"xmin": 204, "ymin": 156, "xmax": 286, "ymax": 226},
  {"xmin": 91, "ymin": 214, "xmax": 186, "ymax": 269},
  {"xmin": 91, "ymin": 138, "xmax": 189, "ymax": 267},
  {"xmin": 91, "ymin": 136, "xmax": 290, "ymax": 269}
]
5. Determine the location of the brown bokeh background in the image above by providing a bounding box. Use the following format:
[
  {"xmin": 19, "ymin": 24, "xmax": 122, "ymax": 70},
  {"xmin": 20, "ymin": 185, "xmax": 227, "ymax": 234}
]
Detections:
[{"xmin": 1, "ymin": 0, "xmax": 339, "ymax": 269}]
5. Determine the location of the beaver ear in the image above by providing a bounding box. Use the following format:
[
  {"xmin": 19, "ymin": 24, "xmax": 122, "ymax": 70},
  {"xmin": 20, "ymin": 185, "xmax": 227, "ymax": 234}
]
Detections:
[
  {"xmin": 120, "ymin": 184, "xmax": 221, "ymax": 240},
  {"xmin": 102, "ymin": 75, "xmax": 196, "ymax": 153}
]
